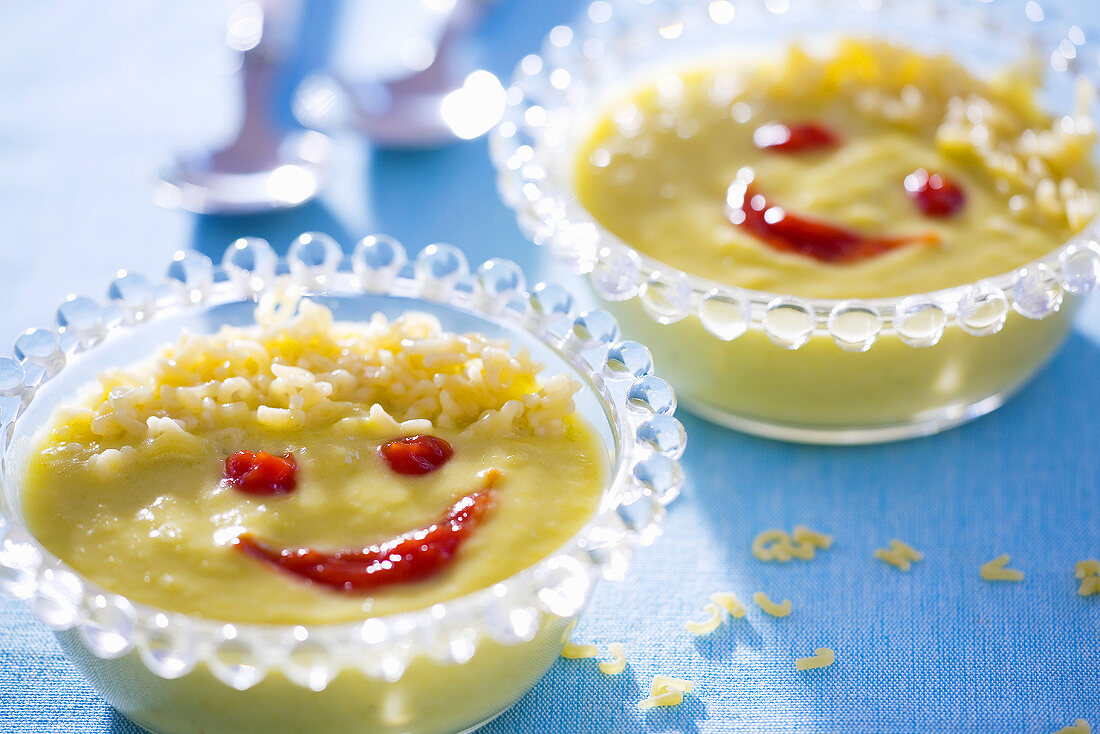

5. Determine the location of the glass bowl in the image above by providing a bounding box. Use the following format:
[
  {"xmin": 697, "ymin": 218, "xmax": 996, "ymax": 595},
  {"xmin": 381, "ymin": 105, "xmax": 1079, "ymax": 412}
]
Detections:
[
  {"xmin": 0, "ymin": 235, "xmax": 685, "ymax": 734},
  {"xmin": 489, "ymin": 0, "xmax": 1100, "ymax": 444}
]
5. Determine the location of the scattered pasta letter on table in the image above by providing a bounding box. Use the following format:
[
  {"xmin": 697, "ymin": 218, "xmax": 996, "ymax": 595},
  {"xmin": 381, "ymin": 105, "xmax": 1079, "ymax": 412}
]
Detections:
[
  {"xmin": 638, "ymin": 676, "xmax": 694, "ymax": 710},
  {"xmin": 684, "ymin": 602, "xmax": 724, "ymax": 635},
  {"xmin": 795, "ymin": 647, "xmax": 836, "ymax": 671},
  {"xmin": 980, "ymin": 554, "xmax": 1024, "ymax": 582},
  {"xmin": 597, "ymin": 643, "xmax": 626, "ymax": 675},
  {"xmin": 874, "ymin": 539, "xmax": 924, "ymax": 571},
  {"xmin": 753, "ymin": 591, "xmax": 793, "ymax": 617}
]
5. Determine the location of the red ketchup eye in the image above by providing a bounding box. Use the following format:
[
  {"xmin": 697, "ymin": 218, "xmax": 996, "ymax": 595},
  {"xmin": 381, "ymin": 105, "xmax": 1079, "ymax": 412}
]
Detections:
[
  {"xmin": 753, "ymin": 122, "xmax": 840, "ymax": 154},
  {"xmin": 223, "ymin": 451, "xmax": 298, "ymax": 496},
  {"xmin": 905, "ymin": 168, "xmax": 966, "ymax": 217},
  {"xmin": 380, "ymin": 435, "xmax": 454, "ymax": 475},
  {"xmin": 234, "ymin": 469, "xmax": 501, "ymax": 592}
]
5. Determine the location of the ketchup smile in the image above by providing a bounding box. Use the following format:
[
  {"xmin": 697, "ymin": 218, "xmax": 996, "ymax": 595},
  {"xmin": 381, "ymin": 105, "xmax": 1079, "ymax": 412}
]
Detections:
[
  {"xmin": 234, "ymin": 470, "xmax": 501, "ymax": 592},
  {"xmin": 380, "ymin": 435, "xmax": 454, "ymax": 475},
  {"xmin": 223, "ymin": 451, "xmax": 298, "ymax": 496},
  {"xmin": 727, "ymin": 173, "xmax": 936, "ymax": 263},
  {"xmin": 753, "ymin": 122, "xmax": 840, "ymax": 154}
]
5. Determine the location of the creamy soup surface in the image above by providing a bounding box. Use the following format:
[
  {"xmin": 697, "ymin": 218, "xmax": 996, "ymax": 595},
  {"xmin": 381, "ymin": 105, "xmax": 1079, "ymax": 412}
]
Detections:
[
  {"xmin": 22, "ymin": 298, "xmax": 605, "ymax": 624},
  {"xmin": 574, "ymin": 39, "xmax": 1098, "ymax": 298}
]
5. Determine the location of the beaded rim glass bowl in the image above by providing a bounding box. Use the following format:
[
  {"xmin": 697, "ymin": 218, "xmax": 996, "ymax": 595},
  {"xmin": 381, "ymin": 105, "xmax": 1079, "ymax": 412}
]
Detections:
[
  {"xmin": 0, "ymin": 235, "xmax": 684, "ymax": 730},
  {"xmin": 489, "ymin": 0, "xmax": 1100, "ymax": 443}
]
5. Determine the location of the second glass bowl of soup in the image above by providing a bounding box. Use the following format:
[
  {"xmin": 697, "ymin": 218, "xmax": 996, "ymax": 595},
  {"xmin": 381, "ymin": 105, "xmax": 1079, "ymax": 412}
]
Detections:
[
  {"xmin": 491, "ymin": 0, "xmax": 1100, "ymax": 443},
  {"xmin": 0, "ymin": 235, "xmax": 685, "ymax": 734}
]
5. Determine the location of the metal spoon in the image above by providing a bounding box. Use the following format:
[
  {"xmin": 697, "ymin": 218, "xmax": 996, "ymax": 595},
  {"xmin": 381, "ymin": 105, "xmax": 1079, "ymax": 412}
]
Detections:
[
  {"xmin": 155, "ymin": 0, "xmax": 331, "ymax": 214},
  {"xmin": 294, "ymin": 0, "xmax": 505, "ymax": 148}
]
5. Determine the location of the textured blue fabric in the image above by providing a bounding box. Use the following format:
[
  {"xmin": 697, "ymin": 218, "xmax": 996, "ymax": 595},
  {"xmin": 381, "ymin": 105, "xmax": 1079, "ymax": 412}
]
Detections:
[{"xmin": 1, "ymin": 1, "xmax": 1098, "ymax": 732}]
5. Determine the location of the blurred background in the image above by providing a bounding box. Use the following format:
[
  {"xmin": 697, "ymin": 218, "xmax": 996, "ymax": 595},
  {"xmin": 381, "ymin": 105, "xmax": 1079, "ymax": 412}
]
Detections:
[
  {"xmin": 0, "ymin": 0, "xmax": 585, "ymax": 348},
  {"xmin": 2, "ymin": 2, "xmax": 1099, "ymax": 733}
]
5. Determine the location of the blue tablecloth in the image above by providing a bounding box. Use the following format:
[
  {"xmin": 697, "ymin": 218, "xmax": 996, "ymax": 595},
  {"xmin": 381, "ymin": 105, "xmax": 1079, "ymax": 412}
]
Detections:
[{"xmin": 1, "ymin": 2, "xmax": 1097, "ymax": 732}]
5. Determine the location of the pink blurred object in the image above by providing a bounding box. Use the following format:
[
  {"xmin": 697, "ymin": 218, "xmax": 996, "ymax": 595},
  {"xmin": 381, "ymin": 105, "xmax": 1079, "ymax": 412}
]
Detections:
[
  {"xmin": 156, "ymin": 0, "xmax": 332, "ymax": 214},
  {"xmin": 295, "ymin": 0, "xmax": 506, "ymax": 149}
]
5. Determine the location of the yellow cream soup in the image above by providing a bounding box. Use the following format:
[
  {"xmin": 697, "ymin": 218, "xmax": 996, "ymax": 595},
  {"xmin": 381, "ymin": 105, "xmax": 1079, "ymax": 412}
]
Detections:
[
  {"xmin": 21, "ymin": 299, "xmax": 606, "ymax": 625},
  {"xmin": 574, "ymin": 39, "xmax": 1098, "ymax": 298}
]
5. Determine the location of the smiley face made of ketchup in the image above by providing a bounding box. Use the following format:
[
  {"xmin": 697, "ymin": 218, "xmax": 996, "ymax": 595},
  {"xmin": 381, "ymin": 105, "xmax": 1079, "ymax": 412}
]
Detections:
[
  {"xmin": 727, "ymin": 121, "xmax": 964, "ymax": 264},
  {"xmin": 223, "ymin": 436, "xmax": 498, "ymax": 593}
]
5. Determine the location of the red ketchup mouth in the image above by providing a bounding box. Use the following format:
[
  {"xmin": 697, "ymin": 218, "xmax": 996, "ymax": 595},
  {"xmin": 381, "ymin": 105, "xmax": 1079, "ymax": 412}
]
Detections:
[
  {"xmin": 234, "ymin": 469, "xmax": 501, "ymax": 593},
  {"xmin": 726, "ymin": 169, "xmax": 938, "ymax": 264}
]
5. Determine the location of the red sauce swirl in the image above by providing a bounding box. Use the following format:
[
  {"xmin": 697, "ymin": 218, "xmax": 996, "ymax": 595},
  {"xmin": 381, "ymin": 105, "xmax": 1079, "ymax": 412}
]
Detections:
[
  {"xmin": 380, "ymin": 435, "xmax": 454, "ymax": 475},
  {"xmin": 753, "ymin": 122, "xmax": 840, "ymax": 154},
  {"xmin": 223, "ymin": 451, "xmax": 298, "ymax": 496},
  {"xmin": 234, "ymin": 470, "xmax": 501, "ymax": 592},
  {"xmin": 727, "ymin": 172, "xmax": 937, "ymax": 263},
  {"xmin": 904, "ymin": 168, "xmax": 966, "ymax": 217}
]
